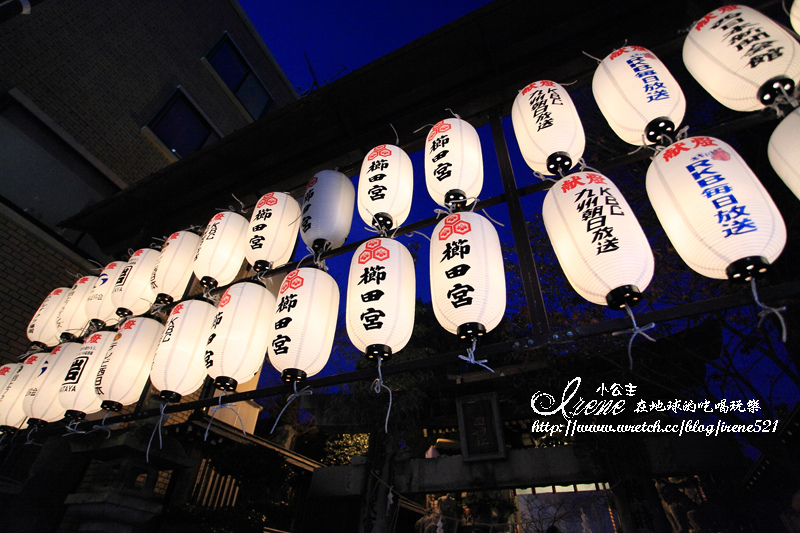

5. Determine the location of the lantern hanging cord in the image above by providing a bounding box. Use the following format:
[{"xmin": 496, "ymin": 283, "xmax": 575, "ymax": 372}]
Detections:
[
  {"xmin": 127, "ymin": 248, "xmax": 135, "ymax": 259},
  {"xmin": 465, "ymin": 196, "xmax": 505, "ymax": 227},
  {"xmin": 65, "ymin": 270, "xmax": 84, "ymax": 280},
  {"xmin": 86, "ymin": 258, "xmax": 105, "ymax": 272},
  {"xmin": 24, "ymin": 426, "xmax": 39, "ymax": 445},
  {"xmin": 0, "ymin": 433, "xmax": 6, "ymax": 450},
  {"xmin": 364, "ymin": 207, "xmax": 391, "ymax": 237},
  {"xmin": 204, "ymin": 392, "xmax": 247, "ymax": 441},
  {"xmin": 371, "ymin": 357, "xmax": 393, "ymax": 434},
  {"xmin": 146, "ymin": 402, "xmax": 171, "ymax": 463},
  {"xmin": 751, "ymin": 278, "xmax": 788, "ymax": 342},
  {"xmin": 445, "ymin": 108, "xmax": 461, "ymax": 119},
  {"xmin": 581, "ymin": 50, "xmax": 602, "ymax": 64},
  {"xmin": 413, "ymin": 123, "xmax": 434, "ymax": 134},
  {"xmin": 433, "ymin": 207, "xmax": 453, "ymax": 219},
  {"xmin": 576, "ymin": 159, "xmax": 601, "ymax": 174},
  {"xmin": 270, "ymin": 381, "xmax": 312, "ymax": 434},
  {"xmin": 533, "ymin": 170, "xmax": 559, "ymax": 184},
  {"xmin": 230, "ymin": 193, "xmax": 246, "ymax": 214},
  {"xmin": 458, "ymin": 337, "xmax": 495, "ymax": 373},
  {"xmin": 89, "ymin": 410, "xmax": 118, "ymax": 439},
  {"xmin": 401, "ymin": 230, "xmax": 431, "ymax": 242},
  {"xmin": 62, "ymin": 419, "xmax": 86, "ymax": 436},
  {"xmin": 389, "ymin": 123, "xmax": 399, "ymax": 145},
  {"xmin": 611, "ymin": 306, "xmax": 656, "ymax": 370}
]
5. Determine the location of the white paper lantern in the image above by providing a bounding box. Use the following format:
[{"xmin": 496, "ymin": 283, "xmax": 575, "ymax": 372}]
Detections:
[
  {"xmin": 58, "ymin": 331, "xmax": 116, "ymax": 420},
  {"xmin": 152, "ymin": 230, "xmax": 201, "ymax": 305},
  {"xmin": 683, "ymin": 5, "xmax": 800, "ymax": 111},
  {"xmin": 357, "ymin": 145, "xmax": 414, "ymax": 231},
  {"xmin": 85, "ymin": 261, "xmax": 124, "ymax": 328},
  {"xmin": 245, "ymin": 192, "xmax": 302, "ymax": 273},
  {"xmin": 425, "ymin": 118, "xmax": 483, "ymax": 209},
  {"xmin": 22, "ymin": 343, "xmax": 81, "ymax": 426},
  {"xmin": 511, "ymin": 80, "xmax": 585, "ymax": 175},
  {"xmin": 27, "ymin": 287, "xmax": 70, "ymax": 348},
  {"xmin": 0, "ymin": 363, "xmax": 20, "ymax": 400},
  {"xmin": 111, "ymin": 248, "xmax": 160, "ymax": 318},
  {"xmin": 346, "ymin": 238, "xmax": 415, "ymax": 360},
  {"xmin": 647, "ymin": 136, "xmax": 786, "ymax": 280},
  {"xmin": 95, "ymin": 317, "xmax": 164, "ymax": 411},
  {"xmin": 0, "ymin": 357, "xmax": 41, "ymax": 430},
  {"xmin": 543, "ymin": 172, "xmax": 655, "ymax": 308},
  {"xmin": 429, "ymin": 212, "xmax": 506, "ymax": 338},
  {"xmin": 267, "ymin": 267, "xmax": 339, "ymax": 382},
  {"xmin": 55, "ymin": 276, "xmax": 97, "ymax": 341},
  {"xmin": 792, "ymin": 0, "xmax": 800, "ymax": 34},
  {"xmin": 205, "ymin": 280, "xmax": 275, "ymax": 391},
  {"xmin": 194, "ymin": 211, "xmax": 248, "ymax": 290},
  {"xmin": 300, "ymin": 170, "xmax": 355, "ymax": 253},
  {"xmin": 150, "ymin": 298, "xmax": 217, "ymax": 402},
  {"xmin": 592, "ymin": 47, "xmax": 686, "ymax": 145},
  {"xmin": 768, "ymin": 106, "xmax": 800, "ymax": 201}
]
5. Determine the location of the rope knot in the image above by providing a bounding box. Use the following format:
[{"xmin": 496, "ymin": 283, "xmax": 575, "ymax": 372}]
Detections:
[{"xmin": 458, "ymin": 337, "xmax": 494, "ymax": 373}]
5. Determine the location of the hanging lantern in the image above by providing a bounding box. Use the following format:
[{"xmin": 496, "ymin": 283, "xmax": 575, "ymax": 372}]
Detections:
[
  {"xmin": 768, "ymin": 106, "xmax": 800, "ymax": 201},
  {"xmin": 245, "ymin": 192, "xmax": 302, "ymax": 273},
  {"xmin": 85, "ymin": 261, "xmax": 124, "ymax": 329},
  {"xmin": 23, "ymin": 343, "xmax": 81, "ymax": 426},
  {"xmin": 55, "ymin": 276, "xmax": 98, "ymax": 341},
  {"xmin": 194, "ymin": 211, "xmax": 249, "ymax": 290},
  {"xmin": 299, "ymin": 170, "xmax": 355, "ymax": 254},
  {"xmin": 542, "ymin": 172, "xmax": 654, "ymax": 308},
  {"xmin": 152, "ymin": 230, "xmax": 201, "ymax": 305},
  {"xmin": 27, "ymin": 287, "xmax": 71, "ymax": 349},
  {"xmin": 683, "ymin": 5, "xmax": 800, "ymax": 111},
  {"xmin": 111, "ymin": 248, "xmax": 160, "ymax": 318},
  {"xmin": 95, "ymin": 317, "xmax": 164, "ymax": 411},
  {"xmin": 206, "ymin": 280, "xmax": 276, "ymax": 391},
  {"xmin": 346, "ymin": 238, "xmax": 415, "ymax": 360},
  {"xmin": 429, "ymin": 212, "xmax": 506, "ymax": 339},
  {"xmin": 357, "ymin": 145, "xmax": 414, "ymax": 232},
  {"xmin": 646, "ymin": 136, "xmax": 786, "ymax": 280},
  {"xmin": 58, "ymin": 331, "xmax": 116, "ymax": 420},
  {"xmin": 592, "ymin": 46, "xmax": 686, "ymax": 145},
  {"xmin": 511, "ymin": 80, "xmax": 585, "ymax": 175},
  {"xmin": 0, "ymin": 363, "xmax": 22, "ymax": 431},
  {"xmin": 150, "ymin": 298, "xmax": 217, "ymax": 402},
  {"xmin": 0, "ymin": 354, "xmax": 46, "ymax": 430},
  {"xmin": 424, "ymin": 117, "xmax": 483, "ymax": 210},
  {"xmin": 267, "ymin": 267, "xmax": 339, "ymax": 382}
]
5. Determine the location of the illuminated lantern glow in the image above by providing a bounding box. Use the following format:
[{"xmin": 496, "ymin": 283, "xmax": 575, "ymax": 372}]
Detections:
[
  {"xmin": 267, "ymin": 267, "xmax": 339, "ymax": 382},
  {"xmin": 27, "ymin": 287, "xmax": 71, "ymax": 349},
  {"xmin": 85, "ymin": 261, "xmax": 124, "ymax": 329},
  {"xmin": 95, "ymin": 317, "xmax": 164, "ymax": 411},
  {"xmin": 683, "ymin": 5, "xmax": 800, "ymax": 111},
  {"xmin": 0, "ymin": 357, "xmax": 41, "ymax": 430},
  {"xmin": 792, "ymin": 0, "xmax": 800, "ymax": 34},
  {"xmin": 0, "ymin": 363, "xmax": 23, "ymax": 431},
  {"xmin": 111, "ymin": 248, "xmax": 160, "ymax": 318},
  {"xmin": 194, "ymin": 211, "xmax": 248, "ymax": 290},
  {"xmin": 346, "ymin": 238, "xmax": 415, "ymax": 360},
  {"xmin": 152, "ymin": 231, "xmax": 201, "ymax": 305},
  {"xmin": 647, "ymin": 136, "xmax": 786, "ymax": 281},
  {"xmin": 58, "ymin": 331, "xmax": 116, "ymax": 420},
  {"xmin": 511, "ymin": 80, "xmax": 585, "ymax": 175},
  {"xmin": 542, "ymin": 172, "xmax": 654, "ymax": 308},
  {"xmin": 357, "ymin": 145, "xmax": 414, "ymax": 232},
  {"xmin": 23, "ymin": 343, "xmax": 81, "ymax": 426},
  {"xmin": 299, "ymin": 170, "xmax": 355, "ymax": 254},
  {"xmin": 592, "ymin": 47, "xmax": 686, "ymax": 145},
  {"xmin": 150, "ymin": 299, "xmax": 217, "ymax": 402},
  {"xmin": 206, "ymin": 280, "xmax": 276, "ymax": 391},
  {"xmin": 55, "ymin": 276, "xmax": 98, "ymax": 341},
  {"xmin": 424, "ymin": 118, "xmax": 483, "ymax": 210},
  {"xmin": 245, "ymin": 192, "xmax": 302, "ymax": 273},
  {"xmin": 768, "ymin": 106, "xmax": 800, "ymax": 201},
  {"xmin": 429, "ymin": 212, "xmax": 506, "ymax": 339}
]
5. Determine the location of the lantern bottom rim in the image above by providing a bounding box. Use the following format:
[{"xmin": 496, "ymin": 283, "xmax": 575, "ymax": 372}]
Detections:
[
  {"xmin": 199, "ymin": 276, "xmax": 218, "ymax": 290},
  {"xmin": 155, "ymin": 293, "xmax": 174, "ymax": 305},
  {"xmin": 281, "ymin": 368, "xmax": 307, "ymax": 383},
  {"xmin": 59, "ymin": 332, "xmax": 77, "ymax": 343},
  {"xmin": 158, "ymin": 390, "xmax": 182, "ymax": 403},
  {"xmin": 64, "ymin": 410, "xmax": 86, "ymax": 421},
  {"xmin": 253, "ymin": 260, "xmax": 272, "ymax": 273},
  {"xmin": 27, "ymin": 418, "xmax": 48, "ymax": 428},
  {"xmin": 365, "ymin": 344, "xmax": 392, "ymax": 361},
  {"xmin": 101, "ymin": 400, "xmax": 123, "ymax": 412},
  {"xmin": 214, "ymin": 376, "xmax": 238, "ymax": 392},
  {"xmin": 758, "ymin": 77, "xmax": 794, "ymax": 106},
  {"xmin": 445, "ymin": 189, "xmax": 471, "ymax": 212},
  {"xmin": 89, "ymin": 319, "xmax": 106, "ymax": 331},
  {"xmin": 546, "ymin": 152, "xmax": 572, "ymax": 176},
  {"xmin": 0, "ymin": 426, "xmax": 17, "ymax": 434},
  {"xmin": 645, "ymin": 117, "xmax": 675, "ymax": 146},
  {"xmin": 726, "ymin": 256, "xmax": 770, "ymax": 283},
  {"xmin": 115, "ymin": 307, "xmax": 132, "ymax": 318},
  {"xmin": 371, "ymin": 213, "xmax": 394, "ymax": 233},
  {"xmin": 458, "ymin": 322, "xmax": 486, "ymax": 340},
  {"xmin": 606, "ymin": 285, "xmax": 644, "ymax": 310}
]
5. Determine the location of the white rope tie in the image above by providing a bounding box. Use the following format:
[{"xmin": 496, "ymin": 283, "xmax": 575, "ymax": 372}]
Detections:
[
  {"xmin": 433, "ymin": 207, "xmax": 453, "ymax": 219},
  {"xmin": 458, "ymin": 337, "xmax": 494, "ymax": 373},
  {"xmin": 413, "ymin": 123, "xmax": 434, "ymax": 134},
  {"xmin": 204, "ymin": 392, "xmax": 247, "ymax": 441},
  {"xmin": 445, "ymin": 108, "xmax": 461, "ymax": 119},
  {"xmin": 90, "ymin": 411, "xmax": 119, "ymax": 439},
  {"xmin": 751, "ymin": 278, "xmax": 788, "ymax": 343},
  {"xmin": 146, "ymin": 402, "xmax": 171, "ymax": 463},
  {"xmin": 389, "ymin": 123, "xmax": 399, "ymax": 145},
  {"xmin": 612, "ymin": 306, "xmax": 656, "ymax": 370},
  {"xmin": 25, "ymin": 425, "xmax": 38, "ymax": 445},
  {"xmin": 581, "ymin": 50, "xmax": 602, "ymax": 64},
  {"xmin": 63, "ymin": 419, "xmax": 84, "ymax": 435},
  {"xmin": 270, "ymin": 381, "xmax": 313, "ymax": 434},
  {"xmin": 371, "ymin": 357, "xmax": 393, "ymax": 433}
]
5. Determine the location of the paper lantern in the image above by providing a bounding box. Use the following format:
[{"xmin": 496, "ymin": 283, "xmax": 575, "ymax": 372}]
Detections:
[
  {"xmin": 152, "ymin": 230, "xmax": 201, "ymax": 305},
  {"xmin": 592, "ymin": 46, "xmax": 686, "ymax": 145},
  {"xmin": 511, "ymin": 80, "xmax": 585, "ymax": 175},
  {"xmin": 0, "ymin": 363, "xmax": 20, "ymax": 400},
  {"xmin": 27, "ymin": 287, "xmax": 70, "ymax": 348},
  {"xmin": 346, "ymin": 238, "xmax": 415, "ymax": 360},
  {"xmin": 58, "ymin": 331, "xmax": 116, "ymax": 420},
  {"xmin": 55, "ymin": 276, "xmax": 97, "ymax": 341},
  {"xmin": 425, "ymin": 118, "xmax": 483, "ymax": 209},
  {"xmin": 647, "ymin": 136, "xmax": 786, "ymax": 280},
  {"xmin": 85, "ymin": 261, "xmax": 124, "ymax": 329},
  {"xmin": 94, "ymin": 317, "xmax": 164, "ymax": 411},
  {"xmin": 0, "ymin": 356, "xmax": 41, "ymax": 430},
  {"xmin": 22, "ymin": 343, "xmax": 81, "ymax": 426},
  {"xmin": 245, "ymin": 192, "xmax": 302, "ymax": 272},
  {"xmin": 150, "ymin": 298, "xmax": 217, "ymax": 402},
  {"xmin": 429, "ymin": 212, "xmax": 506, "ymax": 338},
  {"xmin": 792, "ymin": 0, "xmax": 800, "ymax": 34},
  {"xmin": 543, "ymin": 172, "xmax": 655, "ymax": 308},
  {"xmin": 299, "ymin": 170, "xmax": 355, "ymax": 253},
  {"xmin": 267, "ymin": 267, "xmax": 339, "ymax": 382},
  {"xmin": 194, "ymin": 211, "xmax": 248, "ymax": 290},
  {"xmin": 111, "ymin": 248, "xmax": 160, "ymax": 318},
  {"xmin": 357, "ymin": 145, "xmax": 414, "ymax": 231},
  {"xmin": 683, "ymin": 5, "xmax": 800, "ymax": 111},
  {"xmin": 206, "ymin": 280, "xmax": 276, "ymax": 391},
  {"xmin": 768, "ymin": 106, "xmax": 800, "ymax": 201}
]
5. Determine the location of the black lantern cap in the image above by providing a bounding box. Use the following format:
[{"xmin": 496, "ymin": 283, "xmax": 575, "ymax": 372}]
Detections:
[
  {"xmin": 59, "ymin": 332, "xmax": 77, "ymax": 343},
  {"xmin": 281, "ymin": 368, "xmax": 307, "ymax": 383},
  {"xmin": 645, "ymin": 117, "xmax": 675, "ymax": 146},
  {"xmin": 365, "ymin": 344, "xmax": 392, "ymax": 361},
  {"xmin": 27, "ymin": 418, "xmax": 48, "ymax": 429},
  {"xmin": 458, "ymin": 322, "xmax": 486, "ymax": 340},
  {"xmin": 444, "ymin": 189, "xmax": 471, "ymax": 212},
  {"xmin": 199, "ymin": 276, "xmax": 218, "ymax": 290},
  {"xmin": 253, "ymin": 259, "xmax": 272, "ymax": 273},
  {"xmin": 64, "ymin": 410, "xmax": 86, "ymax": 421},
  {"xmin": 758, "ymin": 77, "xmax": 794, "ymax": 106},
  {"xmin": 312, "ymin": 239, "xmax": 332, "ymax": 256},
  {"xmin": 158, "ymin": 390, "xmax": 182, "ymax": 403},
  {"xmin": 155, "ymin": 293, "xmax": 174, "ymax": 305},
  {"xmin": 214, "ymin": 376, "xmax": 238, "ymax": 392},
  {"xmin": 546, "ymin": 152, "xmax": 572, "ymax": 175},
  {"xmin": 726, "ymin": 256, "xmax": 770, "ymax": 283},
  {"xmin": 0, "ymin": 426, "xmax": 17, "ymax": 434},
  {"xmin": 89, "ymin": 319, "xmax": 106, "ymax": 331},
  {"xmin": 115, "ymin": 307, "xmax": 132, "ymax": 319},
  {"xmin": 606, "ymin": 285, "xmax": 644, "ymax": 310},
  {"xmin": 371, "ymin": 213, "xmax": 394, "ymax": 233},
  {"xmin": 100, "ymin": 400, "xmax": 123, "ymax": 412}
]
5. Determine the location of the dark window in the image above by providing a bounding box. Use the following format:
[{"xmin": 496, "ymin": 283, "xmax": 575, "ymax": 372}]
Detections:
[
  {"xmin": 207, "ymin": 34, "xmax": 272, "ymax": 120},
  {"xmin": 148, "ymin": 90, "xmax": 220, "ymax": 158}
]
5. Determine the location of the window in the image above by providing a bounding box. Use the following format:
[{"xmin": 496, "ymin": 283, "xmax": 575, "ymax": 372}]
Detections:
[
  {"xmin": 206, "ymin": 33, "xmax": 273, "ymax": 120},
  {"xmin": 147, "ymin": 88, "xmax": 221, "ymax": 159}
]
